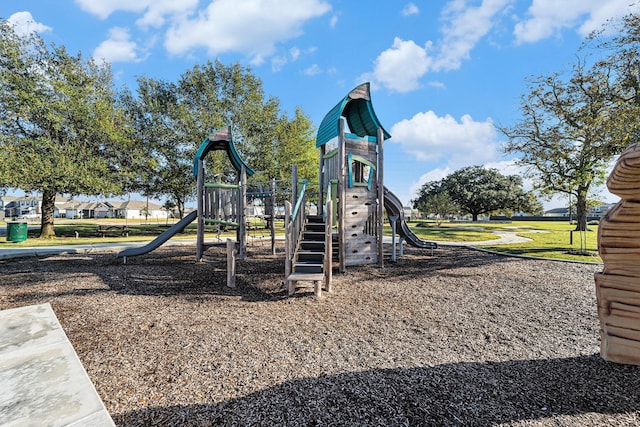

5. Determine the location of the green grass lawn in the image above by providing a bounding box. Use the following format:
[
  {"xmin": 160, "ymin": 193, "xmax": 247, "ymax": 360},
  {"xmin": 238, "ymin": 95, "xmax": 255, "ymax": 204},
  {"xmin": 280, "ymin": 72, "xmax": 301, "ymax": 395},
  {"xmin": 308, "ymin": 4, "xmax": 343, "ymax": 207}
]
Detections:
[
  {"xmin": 0, "ymin": 218, "xmax": 281, "ymax": 248},
  {"xmin": 2, "ymin": 217, "xmax": 601, "ymax": 263},
  {"xmin": 385, "ymin": 223, "xmax": 499, "ymax": 242},
  {"xmin": 406, "ymin": 220, "xmax": 601, "ymax": 263}
]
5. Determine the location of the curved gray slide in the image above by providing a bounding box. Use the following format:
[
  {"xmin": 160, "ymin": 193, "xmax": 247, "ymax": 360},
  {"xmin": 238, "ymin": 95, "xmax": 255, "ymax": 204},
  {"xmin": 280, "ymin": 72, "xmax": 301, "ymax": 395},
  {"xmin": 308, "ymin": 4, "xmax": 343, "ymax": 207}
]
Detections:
[
  {"xmin": 383, "ymin": 187, "xmax": 437, "ymax": 249},
  {"xmin": 117, "ymin": 210, "xmax": 198, "ymax": 259}
]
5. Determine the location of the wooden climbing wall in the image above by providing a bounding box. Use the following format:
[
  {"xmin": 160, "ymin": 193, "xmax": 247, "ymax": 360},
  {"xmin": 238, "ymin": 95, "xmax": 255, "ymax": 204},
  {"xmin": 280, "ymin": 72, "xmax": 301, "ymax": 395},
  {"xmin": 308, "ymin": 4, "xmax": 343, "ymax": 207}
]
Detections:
[
  {"xmin": 596, "ymin": 142, "xmax": 640, "ymax": 365},
  {"xmin": 344, "ymin": 186, "xmax": 378, "ymax": 266},
  {"xmin": 343, "ymin": 136, "xmax": 379, "ymax": 266}
]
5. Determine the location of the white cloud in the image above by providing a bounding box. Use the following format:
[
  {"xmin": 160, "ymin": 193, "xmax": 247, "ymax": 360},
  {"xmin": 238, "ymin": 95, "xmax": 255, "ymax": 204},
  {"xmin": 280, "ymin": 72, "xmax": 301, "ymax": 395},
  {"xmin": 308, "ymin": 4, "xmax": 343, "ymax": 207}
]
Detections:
[
  {"xmin": 7, "ymin": 11, "xmax": 52, "ymax": 36},
  {"xmin": 434, "ymin": 0, "xmax": 513, "ymax": 71},
  {"xmin": 75, "ymin": 0, "xmax": 198, "ymax": 27},
  {"xmin": 303, "ymin": 64, "xmax": 322, "ymax": 76},
  {"xmin": 135, "ymin": 0, "xmax": 199, "ymax": 28},
  {"xmin": 271, "ymin": 56, "xmax": 288, "ymax": 72},
  {"xmin": 330, "ymin": 14, "xmax": 339, "ymax": 28},
  {"xmin": 390, "ymin": 110, "xmax": 499, "ymax": 165},
  {"xmin": 409, "ymin": 167, "xmax": 452, "ymax": 200},
  {"xmin": 74, "ymin": 0, "xmax": 149, "ymax": 19},
  {"xmin": 363, "ymin": 0, "xmax": 511, "ymax": 92},
  {"xmin": 360, "ymin": 38, "xmax": 433, "ymax": 93},
  {"xmin": 401, "ymin": 3, "xmax": 420, "ymax": 16},
  {"xmin": 290, "ymin": 47, "xmax": 302, "ymax": 62},
  {"xmin": 93, "ymin": 27, "xmax": 141, "ymax": 64},
  {"xmin": 514, "ymin": 0, "xmax": 640, "ymax": 44},
  {"xmin": 164, "ymin": 0, "xmax": 331, "ymax": 64},
  {"xmin": 271, "ymin": 46, "xmax": 316, "ymax": 72}
]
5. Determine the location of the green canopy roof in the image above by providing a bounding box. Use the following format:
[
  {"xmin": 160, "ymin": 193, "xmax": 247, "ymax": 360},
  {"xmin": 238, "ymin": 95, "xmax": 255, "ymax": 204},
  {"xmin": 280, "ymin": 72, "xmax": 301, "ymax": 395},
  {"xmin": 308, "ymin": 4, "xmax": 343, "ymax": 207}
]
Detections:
[
  {"xmin": 192, "ymin": 126, "xmax": 255, "ymax": 177},
  {"xmin": 315, "ymin": 82, "xmax": 391, "ymax": 148}
]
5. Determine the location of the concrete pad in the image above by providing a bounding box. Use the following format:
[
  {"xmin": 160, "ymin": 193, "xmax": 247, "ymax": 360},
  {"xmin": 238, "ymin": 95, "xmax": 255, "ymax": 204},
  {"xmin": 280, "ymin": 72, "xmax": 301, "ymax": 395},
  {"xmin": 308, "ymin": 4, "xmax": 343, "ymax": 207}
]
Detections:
[{"xmin": 0, "ymin": 303, "xmax": 114, "ymax": 426}]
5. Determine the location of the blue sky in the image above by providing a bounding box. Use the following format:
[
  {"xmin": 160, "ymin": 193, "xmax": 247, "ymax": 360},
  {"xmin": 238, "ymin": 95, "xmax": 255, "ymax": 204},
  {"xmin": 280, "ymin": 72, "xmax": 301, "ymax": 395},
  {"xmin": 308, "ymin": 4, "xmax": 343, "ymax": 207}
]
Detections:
[{"xmin": 2, "ymin": 0, "xmax": 638, "ymax": 209}]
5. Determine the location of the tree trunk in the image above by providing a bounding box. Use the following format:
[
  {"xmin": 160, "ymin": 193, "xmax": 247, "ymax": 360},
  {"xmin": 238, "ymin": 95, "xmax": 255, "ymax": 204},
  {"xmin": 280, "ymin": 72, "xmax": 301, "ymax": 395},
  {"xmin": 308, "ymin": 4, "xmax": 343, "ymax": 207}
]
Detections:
[
  {"xmin": 177, "ymin": 199, "xmax": 185, "ymax": 219},
  {"xmin": 39, "ymin": 189, "xmax": 56, "ymax": 238},
  {"xmin": 472, "ymin": 213, "xmax": 479, "ymax": 221},
  {"xmin": 574, "ymin": 189, "xmax": 588, "ymax": 232}
]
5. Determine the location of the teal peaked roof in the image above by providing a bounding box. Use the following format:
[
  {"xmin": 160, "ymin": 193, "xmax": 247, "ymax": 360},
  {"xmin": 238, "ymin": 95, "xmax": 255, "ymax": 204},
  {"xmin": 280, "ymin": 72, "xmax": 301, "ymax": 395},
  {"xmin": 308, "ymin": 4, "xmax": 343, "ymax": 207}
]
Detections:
[
  {"xmin": 315, "ymin": 82, "xmax": 391, "ymax": 148},
  {"xmin": 192, "ymin": 126, "xmax": 255, "ymax": 177}
]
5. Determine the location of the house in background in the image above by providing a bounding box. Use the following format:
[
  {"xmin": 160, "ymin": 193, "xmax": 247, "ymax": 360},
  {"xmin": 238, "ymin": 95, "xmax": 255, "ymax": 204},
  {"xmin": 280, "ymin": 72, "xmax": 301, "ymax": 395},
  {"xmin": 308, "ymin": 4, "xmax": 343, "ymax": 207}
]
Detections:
[
  {"xmin": 0, "ymin": 195, "xmax": 17, "ymax": 220},
  {"xmin": 2, "ymin": 195, "xmax": 41, "ymax": 219},
  {"xmin": 2, "ymin": 195, "xmax": 170, "ymax": 220},
  {"xmin": 111, "ymin": 200, "xmax": 168, "ymax": 220},
  {"xmin": 543, "ymin": 202, "xmax": 618, "ymax": 220}
]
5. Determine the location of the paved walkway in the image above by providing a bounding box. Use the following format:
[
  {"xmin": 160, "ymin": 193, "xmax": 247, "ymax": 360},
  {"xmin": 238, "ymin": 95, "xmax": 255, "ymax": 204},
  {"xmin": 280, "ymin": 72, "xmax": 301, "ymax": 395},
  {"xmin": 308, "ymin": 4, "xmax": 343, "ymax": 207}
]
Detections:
[
  {"xmin": 434, "ymin": 231, "xmax": 532, "ymax": 247},
  {"xmin": 0, "ymin": 303, "xmax": 114, "ymax": 426}
]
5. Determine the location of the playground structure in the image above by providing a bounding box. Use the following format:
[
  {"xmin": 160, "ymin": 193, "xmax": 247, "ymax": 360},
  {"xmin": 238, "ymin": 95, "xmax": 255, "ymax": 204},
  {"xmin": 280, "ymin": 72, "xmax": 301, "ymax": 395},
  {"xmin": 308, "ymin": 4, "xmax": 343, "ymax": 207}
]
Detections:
[
  {"xmin": 119, "ymin": 126, "xmax": 262, "ymax": 286},
  {"xmin": 285, "ymin": 83, "xmax": 437, "ymax": 296},
  {"xmin": 118, "ymin": 86, "xmax": 438, "ymax": 296},
  {"xmin": 193, "ymin": 126, "xmax": 254, "ymax": 262},
  {"xmin": 596, "ymin": 142, "xmax": 640, "ymax": 365}
]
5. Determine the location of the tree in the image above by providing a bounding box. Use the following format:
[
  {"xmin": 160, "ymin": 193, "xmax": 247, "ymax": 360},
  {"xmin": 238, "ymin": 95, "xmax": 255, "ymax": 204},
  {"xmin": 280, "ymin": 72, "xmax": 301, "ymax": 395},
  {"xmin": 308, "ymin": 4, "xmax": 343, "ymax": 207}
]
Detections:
[
  {"xmin": 411, "ymin": 181, "xmax": 458, "ymax": 225},
  {"xmin": 270, "ymin": 107, "xmax": 317, "ymax": 182},
  {"xmin": 414, "ymin": 166, "xmax": 541, "ymax": 221},
  {"xmin": 177, "ymin": 61, "xmax": 317, "ymax": 183},
  {"xmin": 0, "ymin": 20, "xmax": 133, "ymax": 237},
  {"xmin": 122, "ymin": 77, "xmax": 194, "ymax": 218},
  {"xmin": 123, "ymin": 61, "xmax": 318, "ymax": 217},
  {"xmin": 501, "ymin": 14, "xmax": 640, "ymax": 232},
  {"xmin": 587, "ymin": 13, "xmax": 640, "ymax": 148}
]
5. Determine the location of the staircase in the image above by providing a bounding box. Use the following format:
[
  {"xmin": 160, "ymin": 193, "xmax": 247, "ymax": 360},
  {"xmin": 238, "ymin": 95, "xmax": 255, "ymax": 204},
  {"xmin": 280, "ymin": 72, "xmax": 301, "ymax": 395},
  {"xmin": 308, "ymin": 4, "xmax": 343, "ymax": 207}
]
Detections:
[{"xmin": 286, "ymin": 215, "xmax": 332, "ymax": 296}]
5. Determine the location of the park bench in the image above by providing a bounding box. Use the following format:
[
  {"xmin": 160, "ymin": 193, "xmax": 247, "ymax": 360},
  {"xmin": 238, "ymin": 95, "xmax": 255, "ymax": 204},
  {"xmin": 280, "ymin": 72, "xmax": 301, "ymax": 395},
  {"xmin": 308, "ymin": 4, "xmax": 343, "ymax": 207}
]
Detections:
[{"xmin": 97, "ymin": 224, "xmax": 129, "ymax": 237}]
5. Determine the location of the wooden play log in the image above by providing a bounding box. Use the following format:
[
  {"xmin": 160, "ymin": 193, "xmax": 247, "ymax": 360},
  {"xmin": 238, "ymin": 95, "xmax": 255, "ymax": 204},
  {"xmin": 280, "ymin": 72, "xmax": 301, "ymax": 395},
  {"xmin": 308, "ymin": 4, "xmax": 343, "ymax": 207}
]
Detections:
[{"xmin": 596, "ymin": 142, "xmax": 640, "ymax": 364}]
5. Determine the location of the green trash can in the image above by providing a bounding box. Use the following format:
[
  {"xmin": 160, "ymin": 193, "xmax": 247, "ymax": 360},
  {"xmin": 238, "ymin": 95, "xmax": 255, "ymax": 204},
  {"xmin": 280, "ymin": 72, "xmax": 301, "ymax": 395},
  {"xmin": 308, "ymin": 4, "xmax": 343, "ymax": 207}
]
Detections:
[{"xmin": 6, "ymin": 221, "xmax": 28, "ymax": 242}]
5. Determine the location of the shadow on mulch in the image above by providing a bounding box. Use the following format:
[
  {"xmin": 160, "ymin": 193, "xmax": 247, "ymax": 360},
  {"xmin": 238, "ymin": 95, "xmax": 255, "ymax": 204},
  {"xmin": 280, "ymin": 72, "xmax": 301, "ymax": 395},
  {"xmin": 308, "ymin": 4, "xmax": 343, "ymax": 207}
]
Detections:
[
  {"xmin": 1, "ymin": 244, "xmax": 519, "ymax": 304},
  {"xmin": 118, "ymin": 353, "xmax": 640, "ymax": 426}
]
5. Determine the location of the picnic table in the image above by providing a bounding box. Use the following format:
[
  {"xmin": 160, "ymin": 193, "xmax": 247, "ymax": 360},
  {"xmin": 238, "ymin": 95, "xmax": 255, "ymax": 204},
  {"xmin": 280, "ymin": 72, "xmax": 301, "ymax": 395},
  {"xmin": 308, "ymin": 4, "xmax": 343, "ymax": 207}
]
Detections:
[{"xmin": 97, "ymin": 224, "xmax": 129, "ymax": 237}]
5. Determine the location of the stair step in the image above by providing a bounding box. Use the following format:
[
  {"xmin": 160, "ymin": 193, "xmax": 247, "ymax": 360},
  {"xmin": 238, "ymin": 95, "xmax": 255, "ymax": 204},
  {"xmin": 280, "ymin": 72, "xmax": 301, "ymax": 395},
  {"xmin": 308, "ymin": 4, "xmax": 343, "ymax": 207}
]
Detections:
[
  {"xmin": 287, "ymin": 272, "xmax": 325, "ymax": 282},
  {"xmin": 307, "ymin": 215, "xmax": 324, "ymax": 223},
  {"xmin": 297, "ymin": 251, "xmax": 324, "ymax": 262},
  {"xmin": 294, "ymin": 261, "xmax": 324, "ymax": 274},
  {"xmin": 300, "ymin": 240, "xmax": 324, "ymax": 251},
  {"xmin": 305, "ymin": 223, "xmax": 325, "ymax": 232},
  {"xmin": 303, "ymin": 231, "xmax": 325, "ymax": 241}
]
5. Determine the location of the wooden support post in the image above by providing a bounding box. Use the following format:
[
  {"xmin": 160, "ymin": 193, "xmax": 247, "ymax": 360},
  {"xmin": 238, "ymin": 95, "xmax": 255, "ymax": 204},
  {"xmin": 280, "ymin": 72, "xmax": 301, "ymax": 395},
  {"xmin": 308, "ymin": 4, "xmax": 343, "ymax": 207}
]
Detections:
[
  {"xmin": 226, "ymin": 238, "xmax": 236, "ymax": 288},
  {"xmin": 390, "ymin": 215, "xmax": 398, "ymax": 263},
  {"xmin": 338, "ymin": 119, "xmax": 346, "ymax": 273},
  {"xmin": 318, "ymin": 144, "xmax": 325, "ymax": 217},
  {"xmin": 377, "ymin": 127, "xmax": 385, "ymax": 268},
  {"xmin": 238, "ymin": 165, "xmax": 247, "ymax": 259},
  {"xmin": 271, "ymin": 178, "xmax": 276, "ymax": 256},
  {"xmin": 196, "ymin": 159, "xmax": 205, "ymax": 262},
  {"xmin": 284, "ymin": 201, "xmax": 293, "ymax": 295},
  {"xmin": 325, "ymin": 199, "xmax": 333, "ymax": 293}
]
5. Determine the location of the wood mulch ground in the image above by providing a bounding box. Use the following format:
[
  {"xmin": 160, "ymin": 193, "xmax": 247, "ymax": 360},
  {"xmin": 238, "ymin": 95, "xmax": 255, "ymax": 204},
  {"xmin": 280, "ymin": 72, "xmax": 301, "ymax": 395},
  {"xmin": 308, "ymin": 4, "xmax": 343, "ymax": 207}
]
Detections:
[{"xmin": 2, "ymin": 241, "xmax": 640, "ymax": 426}]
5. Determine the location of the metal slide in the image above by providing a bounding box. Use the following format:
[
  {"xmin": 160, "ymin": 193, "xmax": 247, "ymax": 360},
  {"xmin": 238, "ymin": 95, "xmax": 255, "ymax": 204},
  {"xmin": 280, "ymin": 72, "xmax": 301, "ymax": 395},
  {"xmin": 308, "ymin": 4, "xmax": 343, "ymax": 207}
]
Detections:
[
  {"xmin": 117, "ymin": 210, "xmax": 198, "ymax": 260},
  {"xmin": 383, "ymin": 187, "xmax": 438, "ymax": 249}
]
